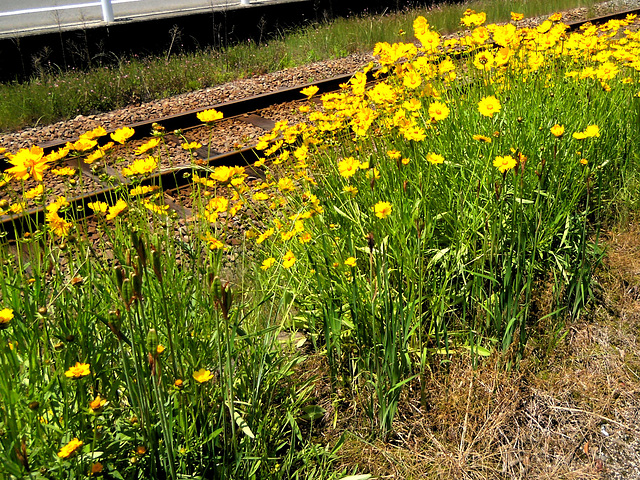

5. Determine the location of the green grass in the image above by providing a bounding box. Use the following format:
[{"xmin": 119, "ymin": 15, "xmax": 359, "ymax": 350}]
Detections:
[{"xmin": 0, "ymin": 0, "xmax": 602, "ymax": 133}]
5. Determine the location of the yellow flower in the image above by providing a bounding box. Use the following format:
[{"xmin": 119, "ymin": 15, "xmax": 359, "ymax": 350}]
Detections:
[
  {"xmin": 253, "ymin": 192, "xmax": 269, "ymax": 201},
  {"xmin": 110, "ymin": 127, "xmax": 135, "ymax": 144},
  {"xmin": 197, "ymin": 108, "xmax": 224, "ymax": 123},
  {"xmin": 65, "ymin": 362, "xmax": 91, "ymax": 379},
  {"xmin": 300, "ymin": 85, "xmax": 319, "ymax": 98},
  {"xmin": 5, "ymin": 146, "xmax": 49, "ymax": 182},
  {"xmin": 402, "ymin": 68, "xmax": 422, "ymax": 89},
  {"xmin": 193, "ymin": 368, "xmax": 214, "ymax": 383},
  {"xmin": 122, "ymin": 156, "xmax": 158, "ymax": 176},
  {"xmin": 473, "ymin": 51, "xmax": 495, "ymax": 71},
  {"xmin": 550, "ymin": 125, "xmax": 565, "ymax": 137},
  {"xmin": 71, "ymin": 138, "xmax": 97, "ymax": 151},
  {"xmin": 207, "ymin": 237, "xmax": 224, "ymax": 250},
  {"xmin": 130, "ymin": 185, "xmax": 159, "ymax": 196},
  {"xmin": 134, "ymin": 138, "xmax": 160, "ymax": 155},
  {"xmin": 46, "ymin": 147, "xmax": 69, "ymax": 162},
  {"xmin": 51, "ymin": 167, "xmax": 76, "ymax": 176},
  {"xmin": 0, "ymin": 308, "xmax": 13, "ymax": 328},
  {"xmin": 88, "ymin": 201, "xmax": 109, "ymax": 214},
  {"xmin": 573, "ymin": 125, "xmax": 600, "ymax": 139},
  {"xmin": 493, "ymin": 155, "xmax": 517, "ymax": 173},
  {"xmin": 143, "ymin": 201, "xmax": 169, "ymax": 215},
  {"xmin": 478, "ymin": 96, "xmax": 501, "ymax": 118},
  {"xmin": 46, "ymin": 196, "xmax": 69, "ymax": 213},
  {"xmin": 0, "ymin": 173, "xmax": 10, "ymax": 187},
  {"xmin": 403, "ymin": 98, "xmax": 422, "ymax": 111},
  {"xmin": 261, "ymin": 257, "xmax": 275, "ymax": 270},
  {"xmin": 46, "ymin": 211, "xmax": 73, "ymax": 237},
  {"xmin": 338, "ymin": 157, "xmax": 361, "ymax": 178},
  {"xmin": 182, "ymin": 141, "xmax": 202, "ymax": 151},
  {"xmin": 156, "ymin": 344, "xmax": 166, "ymax": 355},
  {"xmin": 106, "ymin": 200, "xmax": 128, "ymax": 220},
  {"xmin": 511, "ymin": 12, "xmax": 524, "ymax": 21},
  {"xmin": 58, "ymin": 438, "xmax": 83, "ymax": 459},
  {"xmin": 278, "ymin": 177, "xmax": 295, "ymax": 192},
  {"xmin": 89, "ymin": 395, "xmax": 107, "ymax": 411},
  {"xmin": 428, "ymin": 101, "xmax": 450, "ymax": 121},
  {"xmin": 374, "ymin": 201, "xmax": 392, "ymax": 219},
  {"xmin": 24, "ymin": 185, "xmax": 44, "ymax": 199},
  {"xmin": 387, "ymin": 150, "xmax": 401, "ymax": 160},
  {"xmin": 344, "ymin": 257, "xmax": 357, "ymax": 267},
  {"xmin": 81, "ymin": 126, "xmax": 107, "ymax": 140},
  {"xmin": 548, "ymin": 12, "xmax": 562, "ymax": 22},
  {"xmin": 282, "ymin": 251, "xmax": 296, "ymax": 269},
  {"xmin": 342, "ymin": 185, "xmax": 358, "ymax": 197},
  {"xmin": 426, "ymin": 152, "xmax": 444, "ymax": 164},
  {"xmin": 85, "ymin": 150, "xmax": 104, "ymax": 164},
  {"xmin": 299, "ymin": 232, "xmax": 312, "ymax": 243},
  {"xmin": 210, "ymin": 165, "xmax": 235, "ymax": 182},
  {"xmin": 472, "ymin": 134, "xmax": 492, "ymax": 143},
  {"xmin": 135, "ymin": 446, "xmax": 147, "ymax": 456}
]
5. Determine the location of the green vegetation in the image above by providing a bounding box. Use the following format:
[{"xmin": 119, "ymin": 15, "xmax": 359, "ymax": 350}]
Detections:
[
  {"xmin": 0, "ymin": 0, "xmax": 602, "ymax": 132},
  {"xmin": 1, "ymin": 6, "xmax": 640, "ymax": 480}
]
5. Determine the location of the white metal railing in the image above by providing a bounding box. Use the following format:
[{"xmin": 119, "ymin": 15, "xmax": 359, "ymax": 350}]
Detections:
[{"xmin": 100, "ymin": 0, "xmax": 114, "ymax": 22}]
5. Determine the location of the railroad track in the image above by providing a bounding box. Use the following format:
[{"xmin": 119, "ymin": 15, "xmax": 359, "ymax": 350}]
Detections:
[{"xmin": 1, "ymin": 6, "xmax": 639, "ymax": 242}]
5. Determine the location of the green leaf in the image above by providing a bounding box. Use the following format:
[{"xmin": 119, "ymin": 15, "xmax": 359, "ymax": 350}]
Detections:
[
  {"xmin": 333, "ymin": 205, "xmax": 356, "ymax": 222},
  {"xmin": 427, "ymin": 247, "xmax": 450, "ymax": 268},
  {"xmin": 232, "ymin": 410, "xmax": 255, "ymax": 439},
  {"xmin": 461, "ymin": 344, "xmax": 492, "ymax": 357},
  {"xmin": 301, "ymin": 405, "xmax": 326, "ymax": 421},
  {"xmin": 339, "ymin": 475, "xmax": 372, "ymax": 480}
]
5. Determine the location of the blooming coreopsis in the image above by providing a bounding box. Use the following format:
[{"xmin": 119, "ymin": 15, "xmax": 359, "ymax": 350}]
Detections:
[
  {"xmin": 134, "ymin": 138, "xmax": 160, "ymax": 155},
  {"xmin": 197, "ymin": 108, "xmax": 223, "ymax": 123},
  {"xmin": 89, "ymin": 395, "xmax": 107, "ymax": 412},
  {"xmin": 428, "ymin": 101, "xmax": 450, "ymax": 121},
  {"xmin": 573, "ymin": 125, "xmax": 600, "ymax": 139},
  {"xmin": 110, "ymin": 126, "xmax": 135, "ymax": 144},
  {"xmin": 478, "ymin": 96, "xmax": 501, "ymax": 117},
  {"xmin": 58, "ymin": 438, "xmax": 83, "ymax": 459},
  {"xmin": 65, "ymin": 362, "xmax": 91, "ymax": 379},
  {"xmin": 5, "ymin": 146, "xmax": 49, "ymax": 181},
  {"xmin": 122, "ymin": 156, "xmax": 158, "ymax": 176},
  {"xmin": 261, "ymin": 257, "xmax": 275, "ymax": 270},
  {"xmin": 493, "ymin": 155, "xmax": 517, "ymax": 173},
  {"xmin": 338, "ymin": 157, "xmax": 361, "ymax": 178},
  {"xmin": 46, "ymin": 211, "xmax": 73, "ymax": 237},
  {"xmin": 106, "ymin": 200, "xmax": 128, "ymax": 220},
  {"xmin": 0, "ymin": 308, "xmax": 13, "ymax": 328},
  {"xmin": 374, "ymin": 201, "xmax": 392, "ymax": 219},
  {"xmin": 426, "ymin": 153, "xmax": 444, "ymax": 164},
  {"xmin": 193, "ymin": 368, "xmax": 214, "ymax": 383},
  {"xmin": 550, "ymin": 125, "xmax": 565, "ymax": 137},
  {"xmin": 282, "ymin": 251, "xmax": 296, "ymax": 269},
  {"xmin": 300, "ymin": 85, "xmax": 319, "ymax": 98}
]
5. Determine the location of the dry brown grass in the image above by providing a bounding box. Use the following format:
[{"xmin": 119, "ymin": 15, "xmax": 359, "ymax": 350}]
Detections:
[{"xmin": 302, "ymin": 221, "xmax": 640, "ymax": 479}]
